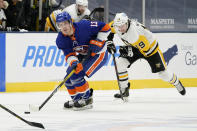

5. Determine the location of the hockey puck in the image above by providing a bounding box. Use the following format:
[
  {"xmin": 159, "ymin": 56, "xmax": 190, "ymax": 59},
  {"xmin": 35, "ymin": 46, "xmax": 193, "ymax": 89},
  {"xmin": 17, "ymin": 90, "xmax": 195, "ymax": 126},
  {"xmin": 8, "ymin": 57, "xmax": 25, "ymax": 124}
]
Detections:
[{"xmin": 24, "ymin": 111, "xmax": 30, "ymax": 114}]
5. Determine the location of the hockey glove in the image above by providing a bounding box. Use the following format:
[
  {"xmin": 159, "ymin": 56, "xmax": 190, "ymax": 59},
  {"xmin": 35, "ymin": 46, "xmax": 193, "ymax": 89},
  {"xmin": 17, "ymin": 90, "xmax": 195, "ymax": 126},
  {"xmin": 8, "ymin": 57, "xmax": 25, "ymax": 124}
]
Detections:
[
  {"xmin": 89, "ymin": 39, "xmax": 105, "ymax": 56},
  {"xmin": 70, "ymin": 61, "xmax": 83, "ymax": 74},
  {"xmin": 119, "ymin": 46, "xmax": 133, "ymax": 57},
  {"xmin": 106, "ymin": 41, "xmax": 116, "ymax": 54}
]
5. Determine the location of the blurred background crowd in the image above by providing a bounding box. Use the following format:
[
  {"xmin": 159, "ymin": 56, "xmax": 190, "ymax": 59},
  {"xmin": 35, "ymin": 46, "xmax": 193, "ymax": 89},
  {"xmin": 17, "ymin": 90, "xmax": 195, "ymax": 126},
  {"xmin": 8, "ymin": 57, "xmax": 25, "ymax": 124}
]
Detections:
[
  {"xmin": 0, "ymin": 0, "xmax": 107, "ymax": 31},
  {"xmin": 0, "ymin": 0, "xmax": 197, "ymax": 32}
]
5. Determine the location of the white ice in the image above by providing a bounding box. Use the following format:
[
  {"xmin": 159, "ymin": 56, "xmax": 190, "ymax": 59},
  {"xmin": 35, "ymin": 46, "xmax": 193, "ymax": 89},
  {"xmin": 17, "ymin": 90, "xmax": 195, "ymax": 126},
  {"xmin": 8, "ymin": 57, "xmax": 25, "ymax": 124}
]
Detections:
[{"xmin": 0, "ymin": 87, "xmax": 197, "ymax": 131}]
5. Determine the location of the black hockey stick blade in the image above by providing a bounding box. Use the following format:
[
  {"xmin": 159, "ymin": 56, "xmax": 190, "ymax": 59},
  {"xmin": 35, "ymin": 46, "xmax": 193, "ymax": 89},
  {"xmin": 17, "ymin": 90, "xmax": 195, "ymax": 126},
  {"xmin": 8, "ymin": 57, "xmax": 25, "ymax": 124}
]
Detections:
[
  {"xmin": 28, "ymin": 121, "xmax": 45, "ymax": 129},
  {"xmin": 0, "ymin": 104, "xmax": 45, "ymax": 129}
]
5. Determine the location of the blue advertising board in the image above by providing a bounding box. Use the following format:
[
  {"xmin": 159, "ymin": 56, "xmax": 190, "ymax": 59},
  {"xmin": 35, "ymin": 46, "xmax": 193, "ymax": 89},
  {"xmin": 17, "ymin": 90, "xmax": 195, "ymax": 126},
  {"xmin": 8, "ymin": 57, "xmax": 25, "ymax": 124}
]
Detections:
[{"xmin": 0, "ymin": 33, "xmax": 5, "ymax": 92}]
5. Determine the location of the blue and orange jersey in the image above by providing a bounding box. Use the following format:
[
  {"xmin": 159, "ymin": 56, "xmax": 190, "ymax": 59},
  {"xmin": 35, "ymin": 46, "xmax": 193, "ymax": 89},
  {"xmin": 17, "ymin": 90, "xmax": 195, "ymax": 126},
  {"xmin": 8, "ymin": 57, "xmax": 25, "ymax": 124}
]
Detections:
[{"xmin": 56, "ymin": 20, "xmax": 110, "ymax": 63}]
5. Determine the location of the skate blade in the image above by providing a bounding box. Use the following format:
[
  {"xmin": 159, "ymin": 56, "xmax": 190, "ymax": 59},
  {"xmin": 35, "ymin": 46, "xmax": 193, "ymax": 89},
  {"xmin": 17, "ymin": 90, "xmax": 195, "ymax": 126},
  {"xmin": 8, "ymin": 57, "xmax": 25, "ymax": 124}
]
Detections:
[
  {"xmin": 123, "ymin": 97, "xmax": 129, "ymax": 102},
  {"xmin": 73, "ymin": 104, "xmax": 93, "ymax": 111},
  {"xmin": 175, "ymin": 86, "xmax": 186, "ymax": 95},
  {"xmin": 63, "ymin": 107, "xmax": 74, "ymax": 110},
  {"xmin": 114, "ymin": 97, "xmax": 129, "ymax": 103},
  {"xmin": 178, "ymin": 88, "xmax": 186, "ymax": 95}
]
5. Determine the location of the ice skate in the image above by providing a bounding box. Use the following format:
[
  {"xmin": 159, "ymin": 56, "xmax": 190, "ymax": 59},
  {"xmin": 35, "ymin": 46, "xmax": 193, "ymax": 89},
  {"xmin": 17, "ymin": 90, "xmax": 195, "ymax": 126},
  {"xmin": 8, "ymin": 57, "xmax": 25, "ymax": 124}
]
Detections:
[
  {"xmin": 73, "ymin": 88, "xmax": 93, "ymax": 111},
  {"xmin": 114, "ymin": 82, "xmax": 130, "ymax": 100},
  {"xmin": 63, "ymin": 100, "xmax": 74, "ymax": 109},
  {"xmin": 73, "ymin": 97, "xmax": 93, "ymax": 111},
  {"xmin": 175, "ymin": 81, "xmax": 186, "ymax": 95}
]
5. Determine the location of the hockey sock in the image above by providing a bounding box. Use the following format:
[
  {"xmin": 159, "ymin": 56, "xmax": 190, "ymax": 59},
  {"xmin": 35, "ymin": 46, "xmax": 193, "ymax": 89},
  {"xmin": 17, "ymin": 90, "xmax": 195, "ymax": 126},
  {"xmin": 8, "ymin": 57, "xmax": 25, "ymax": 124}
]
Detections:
[{"xmin": 118, "ymin": 71, "xmax": 129, "ymax": 89}]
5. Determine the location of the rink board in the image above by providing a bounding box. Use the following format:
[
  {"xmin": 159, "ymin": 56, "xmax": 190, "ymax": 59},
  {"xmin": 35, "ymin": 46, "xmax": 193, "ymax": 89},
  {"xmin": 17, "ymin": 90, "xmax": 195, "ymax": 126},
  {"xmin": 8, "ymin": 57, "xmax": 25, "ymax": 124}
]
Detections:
[
  {"xmin": 1, "ymin": 33, "xmax": 197, "ymax": 92},
  {"xmin": 0, "ymin": 34, "xmax": 5, "ymax": 92},
  {"xmin": 5, "ymin": 78, "xmax": 197, "ymax": 92}
]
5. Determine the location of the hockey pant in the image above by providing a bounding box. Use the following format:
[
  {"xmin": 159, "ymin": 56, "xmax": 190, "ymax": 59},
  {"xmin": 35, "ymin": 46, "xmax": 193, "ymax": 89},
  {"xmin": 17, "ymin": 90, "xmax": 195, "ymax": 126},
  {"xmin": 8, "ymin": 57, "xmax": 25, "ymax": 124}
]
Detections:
[
  {"xmin": 65, "ymin": 51, "xmax": 108, "ymax": 101},
  {"xmin": 116, "ymin": 49, "xmax": 180, "ymax": 89}
]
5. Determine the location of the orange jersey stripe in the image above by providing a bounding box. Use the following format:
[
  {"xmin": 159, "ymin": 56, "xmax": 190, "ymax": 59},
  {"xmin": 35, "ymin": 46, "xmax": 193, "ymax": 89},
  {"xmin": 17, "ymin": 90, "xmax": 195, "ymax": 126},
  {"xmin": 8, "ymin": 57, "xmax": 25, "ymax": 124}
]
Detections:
[
  {"xmin": 86, "ymin": 52, "xmax": 105, "ymax": 76},
  {"xmin": 100, "ymin": 24, "xmax": 111, "ymax": 32},
  {"xmin": 67, "ymin": 88, "xmax": 76, "ymax": 95},
  {"xmin": 90, "ymin": 40, "xmax": 105, "ymax": 48},
  {"xmin": 75, "ymin": 82, "xmax": 89, "ymax": 92}
]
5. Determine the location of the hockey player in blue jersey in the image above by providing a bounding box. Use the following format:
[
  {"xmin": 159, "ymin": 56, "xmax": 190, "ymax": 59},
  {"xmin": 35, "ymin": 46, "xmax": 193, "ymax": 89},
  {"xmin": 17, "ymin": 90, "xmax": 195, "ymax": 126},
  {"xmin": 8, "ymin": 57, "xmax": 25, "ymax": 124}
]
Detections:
[{"xmin": 56, "ymin": 12, "xmax": 110, "ymax": 110}]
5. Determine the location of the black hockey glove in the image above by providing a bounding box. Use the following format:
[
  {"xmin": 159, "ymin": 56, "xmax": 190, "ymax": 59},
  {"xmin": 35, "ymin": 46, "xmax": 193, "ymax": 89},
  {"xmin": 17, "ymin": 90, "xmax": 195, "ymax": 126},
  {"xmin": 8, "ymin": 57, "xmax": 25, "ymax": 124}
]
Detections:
[
  {"xmin": 106, "ymin": 41, "xmax": 116, "ymax": 54},
  {"xmin": 119, "ymin": 46, "xmax": 133, "ymax": 57}
]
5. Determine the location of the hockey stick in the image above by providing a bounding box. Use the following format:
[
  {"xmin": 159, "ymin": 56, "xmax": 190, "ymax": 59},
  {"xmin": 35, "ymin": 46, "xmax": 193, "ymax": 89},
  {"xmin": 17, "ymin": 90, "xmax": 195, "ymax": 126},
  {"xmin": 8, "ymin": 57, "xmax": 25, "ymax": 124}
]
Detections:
[
  {"xmin": 0, "ymin": 104, "xmax": 45, "ymax": 129},
  {"xmin": 29, "ymin": 69, "xmax": 75, "ymax": 112},
  {"xmin": 29, "ymin": 53, "xmax": 91, "ymax": 112},
  {"xmin": 111, "ymin": 51, "xmax": 124, "ymax": 101}
]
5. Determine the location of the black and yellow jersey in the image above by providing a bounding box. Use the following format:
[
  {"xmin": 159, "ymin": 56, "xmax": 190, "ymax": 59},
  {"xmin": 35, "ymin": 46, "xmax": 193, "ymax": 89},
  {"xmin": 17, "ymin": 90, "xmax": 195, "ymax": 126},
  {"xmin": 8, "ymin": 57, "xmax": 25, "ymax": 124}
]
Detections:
[
  {"xmin": 44, "ymin": 9, "xmax": 62, "ymax": 32},
  {"xmin": 109, "ymin": 20, "xmax": 159, "ymax": 57}
]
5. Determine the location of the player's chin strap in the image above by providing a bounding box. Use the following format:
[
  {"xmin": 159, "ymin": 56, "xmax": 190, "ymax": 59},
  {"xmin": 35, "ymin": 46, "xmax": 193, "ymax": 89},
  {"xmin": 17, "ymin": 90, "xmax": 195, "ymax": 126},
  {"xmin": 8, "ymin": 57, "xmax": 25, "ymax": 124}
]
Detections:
[{"xmin": 110, "ymin": 50, "xmax": 125, "ymax": 101}]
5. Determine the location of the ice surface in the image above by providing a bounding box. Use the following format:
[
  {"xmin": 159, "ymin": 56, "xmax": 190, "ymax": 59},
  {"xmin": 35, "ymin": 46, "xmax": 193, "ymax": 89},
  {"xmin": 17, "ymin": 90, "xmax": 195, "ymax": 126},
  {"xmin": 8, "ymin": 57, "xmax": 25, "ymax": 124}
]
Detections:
[{"xmin": 0, "ymin": 87, "xmax": 197, "ymax": 131}]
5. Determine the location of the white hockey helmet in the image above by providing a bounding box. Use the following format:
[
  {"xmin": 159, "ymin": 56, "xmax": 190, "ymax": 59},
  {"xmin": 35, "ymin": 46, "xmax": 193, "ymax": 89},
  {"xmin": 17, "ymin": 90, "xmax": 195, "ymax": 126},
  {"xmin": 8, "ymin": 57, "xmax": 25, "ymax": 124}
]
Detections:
[
  {"xmin": 76, "ymin": 0, "xmax": 88, "ymax": 6},
  {"xmin": 113, "ymin": 13, "xmax": 129, "ymax": 27}
]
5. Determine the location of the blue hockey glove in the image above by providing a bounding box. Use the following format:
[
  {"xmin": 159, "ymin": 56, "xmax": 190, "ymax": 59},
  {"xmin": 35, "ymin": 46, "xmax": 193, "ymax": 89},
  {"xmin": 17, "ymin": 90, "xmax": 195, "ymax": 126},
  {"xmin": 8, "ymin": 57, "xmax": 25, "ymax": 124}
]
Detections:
[
  {"xmin": 89, "ymin": 39, "xmax": 105, "ymax": 56},
  {"xmin": 69, "ymin": 61, "xmax": 83, "ymax": 74}
]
